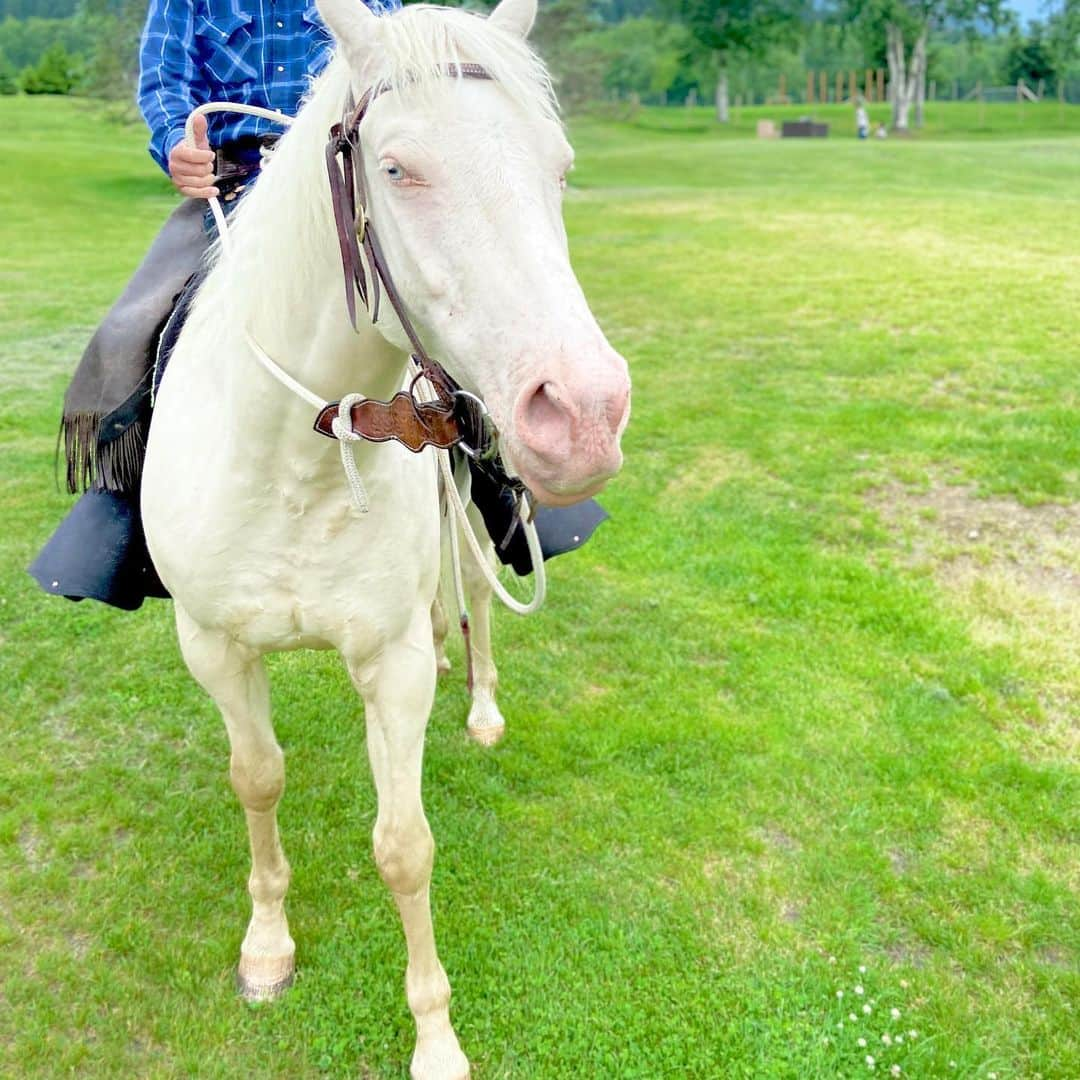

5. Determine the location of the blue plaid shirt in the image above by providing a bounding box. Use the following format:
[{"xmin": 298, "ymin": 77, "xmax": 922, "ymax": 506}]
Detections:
[{"xmin": 138, "ymin": 0, "xmax": 399, "ymax": 174}]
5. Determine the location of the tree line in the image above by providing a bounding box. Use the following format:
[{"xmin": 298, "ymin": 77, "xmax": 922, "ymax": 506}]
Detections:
[{"xmin": 2, "ymin": 0, "xmax": 1078, "ymax": 133}]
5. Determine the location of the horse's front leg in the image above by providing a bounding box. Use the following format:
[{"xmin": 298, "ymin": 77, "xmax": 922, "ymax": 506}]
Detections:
[
  {"xmin": 174, "ymin": 604, "xmax": 295, "ymax": 1000},
  {"xmin": 348, "ymin": 618, "xmax": 468, "ymax": 1080}
]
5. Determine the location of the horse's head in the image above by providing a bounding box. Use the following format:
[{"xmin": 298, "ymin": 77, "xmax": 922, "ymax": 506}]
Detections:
[{"xmin": 317, "ymin": 0, "xmax": 630, "ymax": 507}]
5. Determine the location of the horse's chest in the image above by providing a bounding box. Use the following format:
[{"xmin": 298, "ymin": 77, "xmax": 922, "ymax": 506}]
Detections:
[{"xmin": 151, "ymin": 469, "xmax": 439, "ymax": 653}]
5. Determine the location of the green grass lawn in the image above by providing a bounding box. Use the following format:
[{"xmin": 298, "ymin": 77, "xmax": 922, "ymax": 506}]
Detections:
[{"xmin": 1, "ymin": 96, "xmax": 1078, "ymax": 1079}]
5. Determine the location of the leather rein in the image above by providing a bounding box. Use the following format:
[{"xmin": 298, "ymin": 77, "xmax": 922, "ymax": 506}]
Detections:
[{"xmin": 317, "ymin": 63, "xmax": 501, "ymax": 463}]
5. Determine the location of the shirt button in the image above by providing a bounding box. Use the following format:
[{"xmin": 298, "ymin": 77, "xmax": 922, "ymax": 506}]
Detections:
[
  {"xmin": 276, "ymin": 20, "xmax": 283, "ymax": 27},
  {"xmin": 277, "ymin": 65, "xmax": 285, "ymax": 72}
]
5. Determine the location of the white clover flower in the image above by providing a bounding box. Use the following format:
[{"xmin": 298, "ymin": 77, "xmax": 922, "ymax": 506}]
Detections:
[
  {"xmin": 829, "ymin": 955, "xmax": 837, "ymax": 964},
  {"xmin": 858, "ymin": 1038, "xmax": 867, "ymax": 1048},
  {"xmin": 837, "ymin": 990, "xmax": 845, "ymax": 999},
  {"xmin": 863, "ymin": 1004, "xmax": 873, "ymax": 1015},
  {"xmin": 866, "ymin": 1055, "xmax": 876, "ymax": 1068},
  {"xmin": 899, "ymin": 979, "xmax": 909, "ymax": 989},
  {"xmin": 988, "ymin": 1074, "xmax": 997, "ymax": 1079},
  {"xmin": 890, "ymin": 1066, "xmax": 901, "ymax": 1078},
  {"xmin": 881, "ymin": 1034, "xmax": 892, "ymax": 1046},
  {"xmin": 855, "ymin": 985, "xmax": 865, "ymax": 995},
  {"xmin": 890, "ymin": 1007, "xmax": 901, "ymax": 1020},
  {"xmin": 859, "ymin": 964, "xmax": 867, "ymax": 974},
  {"xmin": 895, "ymin": 1035, "xmax": 904, "ymax": 1045},
  {"xmin": 823, "ymin": 1036, "xmax": 831, "ymax": 1045},
  {"xmin": 948, "ymin": 1063, "xmax": 956, "ymax": 1070},
  {"xmin": 850, "ymin": 1013, "xmax": 857, "ymax": 1022},
  {"xmin": 908, "ymin": 1030, "xmax": 918, "ymax": 1039},
  {"xmin": 838, "ymin": 1022, "xmax": 845, "ymax": 1029}
]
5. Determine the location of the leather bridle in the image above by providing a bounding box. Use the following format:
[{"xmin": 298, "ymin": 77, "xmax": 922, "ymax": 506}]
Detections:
[{"xmin": 317, "ymin": 63, "xmax": 502, "ymax": 463}]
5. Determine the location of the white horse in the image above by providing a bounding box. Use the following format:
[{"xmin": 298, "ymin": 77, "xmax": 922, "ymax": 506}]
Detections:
[{"xmin": 141, "ymin": 0, "xmax": 629, "ymax": 1075}]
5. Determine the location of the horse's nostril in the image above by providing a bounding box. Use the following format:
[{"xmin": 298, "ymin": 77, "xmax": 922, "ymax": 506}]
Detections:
[{"xmin": 518, "ymin": 381, "xmax": 574, "ymax": 459}]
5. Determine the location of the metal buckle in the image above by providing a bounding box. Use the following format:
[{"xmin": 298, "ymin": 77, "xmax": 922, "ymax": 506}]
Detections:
[{"xmin": 452, "ymin": 389, "xmax": 499, "ymax": 461}]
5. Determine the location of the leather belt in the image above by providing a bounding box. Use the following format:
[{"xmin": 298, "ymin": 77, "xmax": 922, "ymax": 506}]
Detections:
[{"xmin": 214, "ymin": 135, "xmax": 280, "ymax": 198}]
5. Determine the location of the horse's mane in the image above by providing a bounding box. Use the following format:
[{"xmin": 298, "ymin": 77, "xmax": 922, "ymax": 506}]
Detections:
[{"xmin": 187, "ymin": 5, "xmax": 557, "ymax": 353}]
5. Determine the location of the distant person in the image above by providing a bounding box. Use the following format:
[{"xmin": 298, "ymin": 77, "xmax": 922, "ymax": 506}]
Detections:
[
  {"xmin": 856, "ymin": 102, "xmax": 869, "ymax": 139},
  {"xmin": 875, "ymin": 122, "xmax": 888, "ymax": 139}
]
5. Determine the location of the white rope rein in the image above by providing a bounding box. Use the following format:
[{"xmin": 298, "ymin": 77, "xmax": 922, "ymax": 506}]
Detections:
[
  {"xmin": 184, "ymin": 102, "xmax": 292, "ymax": 259},
  {"xmin": 411, "ymin": 366, "xmax": 546, "ymax": 617},
  {"xmin": 183, "ymin": 102, "xmax": 545, "ymax": 615}
]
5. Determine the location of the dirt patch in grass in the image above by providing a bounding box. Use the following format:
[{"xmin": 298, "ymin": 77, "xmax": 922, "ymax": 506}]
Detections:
[
  {"xmin": 663, "ymin": 445, "xmax": 756, "ymax": 500},
  {"xmin": 869, "ymin": 480, "xmax": 1079, "ymax": 759},
  {"xmin": 18, "ymin": 824, "xmax": 45, "ymax": 872}
]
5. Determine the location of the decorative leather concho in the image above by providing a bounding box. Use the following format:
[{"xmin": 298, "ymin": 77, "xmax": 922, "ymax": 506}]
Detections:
[{"xmin": 312, "ymin": 393, "xmax": 458, "ymax": 453}]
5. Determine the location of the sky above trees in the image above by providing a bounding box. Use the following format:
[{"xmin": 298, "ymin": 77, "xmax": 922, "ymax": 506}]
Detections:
[{"xmin": 1007, "ymin": 0, "xmax": 1063, "ymax": 26}]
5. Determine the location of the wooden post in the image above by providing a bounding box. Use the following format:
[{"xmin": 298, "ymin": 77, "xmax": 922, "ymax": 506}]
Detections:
[
  {"xmin": 1037, "ymin": 77, "xmax": 1045, "ymax": 100},
  {"xmin": 877, "ymin": 68, "xmax": 885, "ymax": 104},
  {"xmin": 952, "ymin": 79, "xmax": 958, "ymax": 101},
  {"xmin": 850, "ymin": 70, "xmax": 857, "ymax": 103},
  {"xmin": 778, "ymin": 72, "xmax": 786, "ymax": 104},
  {"xmin": 929, "ymin": 79, "xmax": 936, "ymax": 101},
  {"xmin": 807, "ymin": 70, "xmax": 814, "ymax": 105},
  {"xmin": 865, "ymin": 68, "xmax": 874, "ymax": 103},
  {"xmin": 820, "ymin": 70, "xmax": 828, "ymax": 105},
  {"xmin": 836, "ymin": 70, "xmax": 842, "ymax": 105},
  {"xmin": 977, "ymin": 80, "xmax": 984, "ymax": 128}
]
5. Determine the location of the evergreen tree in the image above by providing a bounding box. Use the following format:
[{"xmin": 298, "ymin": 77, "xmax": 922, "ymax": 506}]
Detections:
[
  {"xmin": 19, "ymin": 39, "xmax": 76, "ymax": 92},
  {"xmin": 0, "ymin": 47, "xmax": 17, "ymax": 92},
  {"xmin": 1005, "ymin": 22, "xmax": 1056, "ymax": 86}
]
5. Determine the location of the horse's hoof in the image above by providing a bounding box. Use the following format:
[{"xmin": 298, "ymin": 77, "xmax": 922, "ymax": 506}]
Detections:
[
  {"xmin": 466, "ymin": 722, "xmax": 505, "ymax": 747},
  {"xmin": 467, "ymin": 697, "xmax": 505, "ymax": 746},
  {"xmin": 237, "ymin": 950, "xmax": 295, "ymax": 1002},
  {"xmin": 410, "ymin": 1033, "xmax": 470, "ymax": 1080}
]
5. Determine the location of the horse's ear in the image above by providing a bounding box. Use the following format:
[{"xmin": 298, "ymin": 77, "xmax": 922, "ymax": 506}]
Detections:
[
  {"xmin": 317, "ymin": 0, "xmax": 380, "ymax": 67},
  {"xmin": 488, "ymin": 0, "xmax": 537, "ymax": 39}
]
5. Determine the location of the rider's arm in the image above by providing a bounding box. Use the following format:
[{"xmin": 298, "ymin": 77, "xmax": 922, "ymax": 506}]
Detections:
[{"xmin": 138, "ymin": 0, "xmax": 203, "ymax": 175}]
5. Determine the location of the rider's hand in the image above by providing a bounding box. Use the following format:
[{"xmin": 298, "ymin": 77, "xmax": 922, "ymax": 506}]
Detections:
[{"xmin": 168, "ymin": 113, "xmax": 218, "ymax": 199}]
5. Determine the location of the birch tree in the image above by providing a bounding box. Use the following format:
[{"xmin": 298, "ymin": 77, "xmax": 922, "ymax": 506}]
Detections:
[
  {"xmin": 841, "ymin": 0, "xmax": 1006, "ymax": 131},
  {"xmin": 665, "ymin": 0, "xmax": 805, "ymax": 122}
]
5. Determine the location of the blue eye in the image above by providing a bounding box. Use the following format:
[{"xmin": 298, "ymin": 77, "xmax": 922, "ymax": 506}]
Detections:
[{"xmin": 384, "ymin": 162, "xmax": 406, "ymax": 182}]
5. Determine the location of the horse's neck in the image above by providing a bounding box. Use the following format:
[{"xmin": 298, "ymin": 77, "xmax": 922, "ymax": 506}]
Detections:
[{"xmin": 197, "ymin": 113, "xmax": 409, "ymax": 450}]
